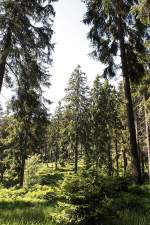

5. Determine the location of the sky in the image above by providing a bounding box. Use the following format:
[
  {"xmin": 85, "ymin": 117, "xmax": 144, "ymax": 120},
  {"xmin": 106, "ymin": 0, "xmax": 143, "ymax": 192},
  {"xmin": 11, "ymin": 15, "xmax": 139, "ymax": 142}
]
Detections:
[
  {"xmin": 0, "ymin": 0, "xmax": 105, "ymax": 112},
  {"xmin": 48, "ymin": 0, "xmax": 104, "ymax": 111}
]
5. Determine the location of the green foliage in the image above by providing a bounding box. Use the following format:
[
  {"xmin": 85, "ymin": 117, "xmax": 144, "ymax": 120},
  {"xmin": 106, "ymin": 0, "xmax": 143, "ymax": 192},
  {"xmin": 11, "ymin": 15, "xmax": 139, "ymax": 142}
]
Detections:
[
  {"xmin": 132, "ymin": 0, "xmax": 150, "ymax": 24},
  {"xmin": 0, "ymin": 163, "xmax": 150, "ymax": 225},
  {"xmin": 0, "ymin": 205, "xmax": 55, "ymax": 225},
  {"xmin": 83, "ymin": 0, "xmax": 147, "ymax": 82},
  {"xmin": 0, "ymin": 0, "xmax": 56, "ymax": 90},
  {"xmin": 1, "ymin": 0, "xmax": 149, "ymax": 222},
  {"xmin": 24, "ymin": 155, "xmax": 41, "ymax": 187},
  {"xmin": 54, "ymin": 170, "xmax": 132, "ymax": 225},
  {"xmin": 83, "ymin": 0, "xmax": 149, "ymax": 184},
  {"xmin": 0, "ymin": 184, "xmax": 57, "ymax": 204},
  {"xmin": 40, "ymin": 172, "xmax": 64, "ymax": 186},
  {"xmin": 90, "ymin": 76, "xmax": 121, "ymax": 173},
  {"xmin": 119, "ymin": 210, "xmax": 150, "ymax": 225},
  {"xmin": 52, "ymin": 167, "xmax": 150, "ymax": 225},
  {"xmin": 63, "ymin": 65, "xmax": 90, "ymax": 172}
]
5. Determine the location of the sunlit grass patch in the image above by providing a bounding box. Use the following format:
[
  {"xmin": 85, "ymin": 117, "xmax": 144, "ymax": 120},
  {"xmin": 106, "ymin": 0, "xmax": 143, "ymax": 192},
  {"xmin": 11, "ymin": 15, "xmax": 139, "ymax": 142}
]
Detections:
[{"xmin": 0, "ymin": 205, "xmax": 55, "ymax": 225}]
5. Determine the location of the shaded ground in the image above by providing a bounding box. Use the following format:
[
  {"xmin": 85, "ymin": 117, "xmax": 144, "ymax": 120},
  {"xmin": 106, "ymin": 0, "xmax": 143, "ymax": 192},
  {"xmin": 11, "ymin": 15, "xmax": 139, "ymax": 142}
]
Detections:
[{"xmin": 0, "ymin": 163, "xmax": 150, "ymax": 225}]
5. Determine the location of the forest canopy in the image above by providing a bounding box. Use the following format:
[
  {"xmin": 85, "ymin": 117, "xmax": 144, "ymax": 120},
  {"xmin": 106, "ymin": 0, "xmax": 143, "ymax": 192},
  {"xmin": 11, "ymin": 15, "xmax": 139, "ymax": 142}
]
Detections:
[{"xmin": 0, "ymin": 0, "xmax": 150, "ymax": 225}]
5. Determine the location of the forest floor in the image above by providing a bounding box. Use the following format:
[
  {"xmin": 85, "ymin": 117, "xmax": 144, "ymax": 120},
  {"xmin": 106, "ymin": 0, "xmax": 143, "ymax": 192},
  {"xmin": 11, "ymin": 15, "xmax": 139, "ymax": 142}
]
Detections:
[
  {"xmin": 0, "ymin": 163, "xmax": 71, "ymax": 225},
  {"xmin": 0, "ymin": 163, "xmax": 150, "ymax": 225}
]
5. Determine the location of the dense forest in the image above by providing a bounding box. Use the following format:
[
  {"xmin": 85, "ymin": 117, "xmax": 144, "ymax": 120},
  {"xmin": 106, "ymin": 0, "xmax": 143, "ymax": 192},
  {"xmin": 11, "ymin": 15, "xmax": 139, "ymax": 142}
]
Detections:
[{"xmin": 0, "ymin": 0, "xmax": 150, "ymax": 225}]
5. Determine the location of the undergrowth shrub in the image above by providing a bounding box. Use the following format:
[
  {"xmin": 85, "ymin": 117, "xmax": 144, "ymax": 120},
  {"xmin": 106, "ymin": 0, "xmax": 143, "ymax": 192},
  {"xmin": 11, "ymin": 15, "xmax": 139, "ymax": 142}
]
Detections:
[
  {"xmin": 53, "ymin": 169, "xmax": 131, "ymax": 225},
  {"xmin": 53, "ymin": 168, "xmax": 150, "ymax": 225},
  {"xmin": 0, "ymin": 184, "xmax": 58, "ymax": 204},
  {"xmin": 24, "ymin": 155, "xmax": 41, "ymax": 187},
  {"xmin": 39, "ymin": 172, "xmax": 64, "ymax": 186},
  {"xmin": 119, "ymin": 209, "xmax": 150, "ymax": 225}
]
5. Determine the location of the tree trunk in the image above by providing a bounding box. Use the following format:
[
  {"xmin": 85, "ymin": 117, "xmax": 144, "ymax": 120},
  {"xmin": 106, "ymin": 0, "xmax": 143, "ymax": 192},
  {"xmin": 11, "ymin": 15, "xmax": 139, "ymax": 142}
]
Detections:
[
  {"xmin": 115, "ymin": 137, "xmax": 119, "ymax": 176},
  {"xmin": 19, "ymin": 154, "xmax": 25, "ymax": 187},
  {"xmin": 0, "ymin": 149, "xmax": 4, "ymax": 181},
  {"xmin": 118, "ymin": 16, "xmax": 142, "ymax": 184},
  {"xmin": 74, "ymin": 114, "xmax": 79, "ymax": 173},
  {"xmin": 135, "ymin": 108, "xmax": 143, "ymax": 177},
  {"xmin": 144, "ymin": 94, "xmax": 150, "ymax": 181},
  {"xmin": 0, "ymin": 27, "xmax": 12, "ymax": 93},
  {"xmin": 107, "ymin": 142, "xmax": 113, "ymax": 176},
  {"xmin": 141, "ymin": 151, "xmax": 145, "ymax": 177},
  {"xmin": 55, "ymin": 146, "xmax": 58, "ymax": 170},
  {"xmin": 95, "ymin": 141, "xmax": 99, "ymax": 170},
  {"xmin": 123, "ymin": 149, "xmax": 127, "ymax": 176},
  {"xmin": 18, "ymin": 128, "xmax": 28, "ymax": 187},
  {"xmin": 55, "ymin": 160, "xmax": 58, "ymax": 170},
  {"xmin": 114, "ymin": 119, "xmax": 119, "ymax": 176},
  {"xmin": 74, "ymin": 137, "xmax": 78, "ymax": 174}
]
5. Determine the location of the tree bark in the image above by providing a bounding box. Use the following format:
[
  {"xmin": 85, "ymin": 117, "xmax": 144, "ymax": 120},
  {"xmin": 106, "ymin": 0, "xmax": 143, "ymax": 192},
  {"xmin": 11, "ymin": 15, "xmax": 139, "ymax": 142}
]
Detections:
[
  {"xmin": 74, "ymin": 135, "xmax": 78, "ymax": 174},
  {"xmin": 115, "ymin": 137, "xmax": 119, "ymax": 177},
  {"xmin": 141, "ymin": 151, "xmax": 145, "ymax": 177},
  {"xmin": 143, "ymin": 94, "xmax": 150, "ymax": 181},
  {"xmin": 118, "ymin": 16, "xmax": 142, "ymax": 184},
  {"xmin": 107, "ymin": 142, "xmax": 113, "ymax": 176},
  {"xmin": 134, "ymin": 108, "xmax": 143, "ymax": 176},
  {"xmin": 55, "ymin": 146, "xmax": 58, "ymax": 170},
  {"xmin": 19, "ymin": 153, "xmax": 26, "ymax": 187},
  {"xmin": 0, "ymin": 149, "xmax": 5, "ymax": 181},
  {"xmin": 74, "ymin": 111, "xmax": 79, "ymax": 173},
  {"xmin": 0, "ymin": 27, "xmax": 12, "ymax": 93},
  {"xmin": 96, "ymin": 140, "xmax": 99, "ymax": 170},
  {"xmin": 123, "ymin": 149, "xmax": 127, "ymax": 177},
  {"xmin": 18, "ymin": 126, "xmax": 28, "ymax": 187}
]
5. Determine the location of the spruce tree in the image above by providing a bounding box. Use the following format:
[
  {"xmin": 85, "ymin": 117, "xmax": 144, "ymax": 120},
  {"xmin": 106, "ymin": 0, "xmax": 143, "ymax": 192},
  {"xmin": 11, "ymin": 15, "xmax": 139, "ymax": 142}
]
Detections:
[
  {"xmin": 134, "ymin": 0, "xmax": 150, "ymax": 24},
  {"xmin": 90, "ymin": 76, "xmax": 108, "ymax": 170},
  {"xmin": 64, "ymin": 65, "xmax": 89, "ymax": 173},
  {"xmin": 0, "ymin": 0, "xmax": 56, "ymax": 92},
  {"xmin": 82, "ymin": 0, "xmax": 148, "ymax": 183},
  {"xmin": 49, "ymin": 102, "xmax": 63, "ymax": 169},
  {"xmin": 11, "ymin": 67, "xmax": 49, "ymax": 186}
]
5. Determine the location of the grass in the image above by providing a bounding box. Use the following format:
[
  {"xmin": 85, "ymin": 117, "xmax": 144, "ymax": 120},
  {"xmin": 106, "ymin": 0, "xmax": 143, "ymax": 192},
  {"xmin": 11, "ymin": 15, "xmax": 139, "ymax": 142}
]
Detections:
[
  {"xmin": 0, "ymin": 163, "xmax": 64, "ymax": 225},
  {"xmin": 1, "ymin": 162, "xmax": 150, "ymax": 225},
  {"xmin": 0, "ymin": 162, "xmax": 75, "ymax": 225},
  {"xmin": 119, "ymin": 210, "xmax": 150, "ymax": 225},
  {"xmin": 0, "ymin": 187, "xmax": 58, "ymax": 225},
  {"xmin": 0, "ymin": 204, "xmax": 56, "ymax": 225}
]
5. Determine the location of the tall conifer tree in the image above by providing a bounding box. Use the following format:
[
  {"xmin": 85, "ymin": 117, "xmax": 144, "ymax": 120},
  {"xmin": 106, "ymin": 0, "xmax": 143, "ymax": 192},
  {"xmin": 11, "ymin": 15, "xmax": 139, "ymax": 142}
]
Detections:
[
  {"xmin": 64, "ymin": 65, "xmax": 89, "ymax": 173},
  {"xmin": 0, "ymin": 0, "xmax": 56, "ymax": 92},
  {"xmin": 82, "ymin": 0, "xmax": 148, "ymax": 183}
]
